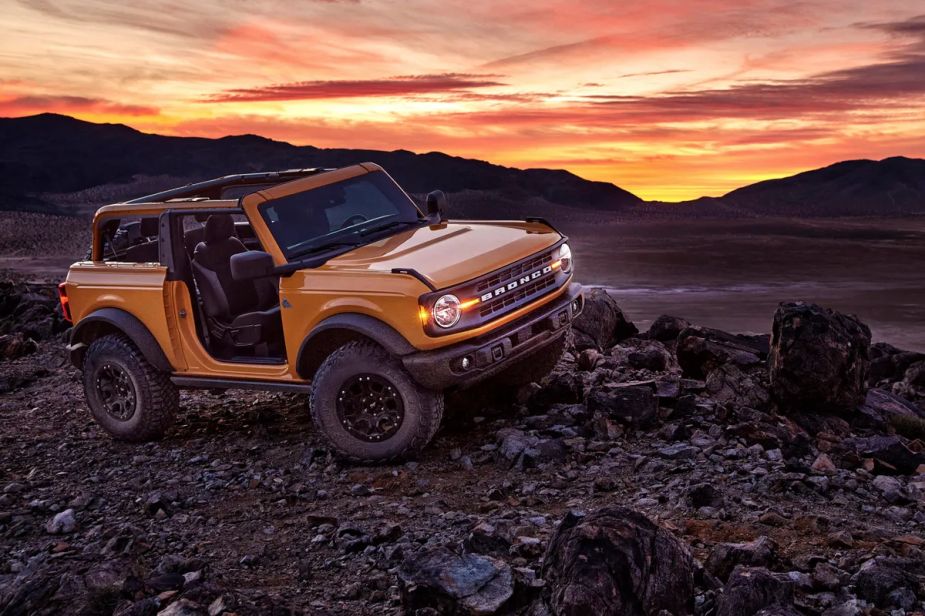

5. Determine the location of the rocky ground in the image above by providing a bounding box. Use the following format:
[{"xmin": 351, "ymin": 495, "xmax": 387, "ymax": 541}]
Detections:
[{"xmin": 1, "ymin": 278, "xmax": 925, "ymax": 616}]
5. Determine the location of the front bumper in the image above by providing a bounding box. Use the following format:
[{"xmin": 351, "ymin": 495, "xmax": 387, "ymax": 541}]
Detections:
[{"xmin": 402, "ymin": 283, "xmax": 583, "ymax": 390}]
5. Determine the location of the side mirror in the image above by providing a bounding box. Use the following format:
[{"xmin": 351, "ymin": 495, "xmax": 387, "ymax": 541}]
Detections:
[
  {"xmin": 425, "ymin": 190, "xmax": 448, "ymax": 224},
  {"xmin": 231, "ymin": 250, "xmax": 275, "ymax": 280}
]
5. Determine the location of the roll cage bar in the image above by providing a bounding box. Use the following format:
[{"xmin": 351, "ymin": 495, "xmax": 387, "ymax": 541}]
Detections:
[{"xmin": 125, "ymin": 168, "xmax": 336, "ymax": 204}]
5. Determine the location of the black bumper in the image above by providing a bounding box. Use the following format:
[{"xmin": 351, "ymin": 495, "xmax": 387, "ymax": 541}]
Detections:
[{"xmin": 402, "ymin": 283, "xmax": 583, "ymax": 390}]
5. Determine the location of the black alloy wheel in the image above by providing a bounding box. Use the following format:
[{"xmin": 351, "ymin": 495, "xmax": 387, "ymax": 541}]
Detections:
[
  {"xmin": 95, "ymin": 362, "xmax": 138, "ymax": 421},
  {"xmin": 335, "ymin": 373, "xmax": 405, "ymax": 442}
]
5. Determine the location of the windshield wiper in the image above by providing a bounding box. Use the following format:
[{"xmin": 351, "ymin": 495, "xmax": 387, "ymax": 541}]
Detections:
[
  {"xmin": 288, "ymin": 239, "xmax": 360, "ymax": 260},
  {"xmin": 358, "ymin": 219, "xmax": 420, "ymax": 237}
]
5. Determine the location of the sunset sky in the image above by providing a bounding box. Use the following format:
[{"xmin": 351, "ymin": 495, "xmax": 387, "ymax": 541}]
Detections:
[{"xmin": 1, "ymin": 1, "xmax": 924, "ymax": 201}]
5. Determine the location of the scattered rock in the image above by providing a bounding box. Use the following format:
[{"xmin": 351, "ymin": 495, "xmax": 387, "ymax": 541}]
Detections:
[
  {"xmin": 855, "ymin": 557, "xmax": 922, "ymax": 609},
  {"xmin": 871, "ymin": 475, "xmax": 905, "ymax": 504},
  {"xmin": 855, "ymin": 388, "xmax": 925, "ymax": 430},
  {"xmin": 157, "ymin": 598, "xmax": 205, "ymax": 615},
  {"xmin": 706, "ymin": 536, "xmax": 777, "ymax": 582},
  {"xmin": 46, "ymin": 508, "xmax": 77, "ymax": 535},
  {"xmin": 688, "ymin": 483, "xmax": 724, "ymax": 509},
  {"xmin": 657, "ymin": 443, "xmax": 699, "ymax": 460},
  {"xmin": 587, "ymin": 381, "xmax": 658, "ymax": 430},
  {"xmin": 0, "ymin": 333, "xmax": 38, "ymax": 360},
  {"xmin": 646, "ymin": 314, "xmax": 691, "ymax": 342},
  {"xmin": 810, "ymin": 453, "xmax": 837, "ymax": 474},
  {"xmin": 716, "ymin": 566, "xmax": 795, "ymax": 616},
  {"xmin": 398, "ymin": 547, "xmax": 513, "ymax": 615},
  {"xmin": 845, "ymin": 435, "xmax": 925, "ymax": 475},
  {"xmin": 706, "ymin": 363, "xmax": 769, "ymax": 408},
  {"xmin": 571, "ymin": 288, "xmax": 637, "ymax": 350},
  {"xmin": 677, "ymin": 325, "xmax": 765, "ymax": 379},
  {"xmin": 576, "ymin": 348, "xmax": 601, "ymax": 371}
]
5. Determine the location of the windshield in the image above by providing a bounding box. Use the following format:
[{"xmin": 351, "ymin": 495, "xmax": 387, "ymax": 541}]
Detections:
[{"xmin": 257, "ymin": 171, "xmax": 422, "ymax": 260}]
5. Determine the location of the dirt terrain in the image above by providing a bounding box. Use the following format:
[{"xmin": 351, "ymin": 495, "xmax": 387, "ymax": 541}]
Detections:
[{"xmin": 1, "ymin": 279, "xmax": 925, "ymax": 615}]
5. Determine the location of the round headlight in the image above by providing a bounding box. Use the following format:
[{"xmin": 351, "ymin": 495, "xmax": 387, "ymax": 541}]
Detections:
[
  {"xmin": 559, "ymin": 243, "xmax": 572, "ymax": 273},
  {"xmin": 432, "ymin": 294, "xmax": 461, "ymax": 328}
]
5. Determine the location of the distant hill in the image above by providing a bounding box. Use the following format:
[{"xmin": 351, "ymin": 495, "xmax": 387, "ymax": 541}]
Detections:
[
  {"xmin": 719, "ymin": 157, "xmax": 925, "ymax": 217},
  {"xmin": 0, "ymin": 113, "xmax": 923, "ymax": 218},
  {"xmin": 0, "ymin": 113, "xmax": 641, "ymax": 216}
]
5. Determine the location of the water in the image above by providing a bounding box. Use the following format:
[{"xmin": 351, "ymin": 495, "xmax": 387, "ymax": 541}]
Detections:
[{"xmin": 562, "ymin": 217, "xmax": 925, "ymax": 350}]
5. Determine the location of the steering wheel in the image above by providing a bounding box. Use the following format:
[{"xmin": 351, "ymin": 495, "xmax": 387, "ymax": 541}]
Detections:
[{"xmin": 341, "ymin": 214, "xmax": 367, "ymax": 229}]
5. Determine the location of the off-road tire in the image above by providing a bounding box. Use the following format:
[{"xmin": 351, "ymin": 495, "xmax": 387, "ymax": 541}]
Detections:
[
  {"xmin": 82, "ymin": 334, "xmax": 178, "ymax": 441},
  {"xmin": 310, "ymin": 341, "xmax": 443, "ymax": 462},
  {"xmin": 495, "ymin": 334, "xmax": 568, "ymax": 387}
]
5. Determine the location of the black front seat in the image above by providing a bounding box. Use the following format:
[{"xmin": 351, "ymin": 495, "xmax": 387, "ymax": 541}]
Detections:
[{"xmin": 191, "ymin": 215, "xmax": 282, "ymax": 356}]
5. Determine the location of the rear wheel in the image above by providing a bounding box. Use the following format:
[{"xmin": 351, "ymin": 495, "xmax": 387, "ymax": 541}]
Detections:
[
  {"xmin": 310, "ymin": 341, "xmax": 443, "ymax": 462},
  {"xmin": 82, "ymin": 334, "xmax": 178, "ymax": 441}
]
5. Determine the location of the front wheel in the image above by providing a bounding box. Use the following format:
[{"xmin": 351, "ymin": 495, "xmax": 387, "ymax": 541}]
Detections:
[{"xmin": 309, "ymin": 341, "xmax": 443, "ymax": 462}]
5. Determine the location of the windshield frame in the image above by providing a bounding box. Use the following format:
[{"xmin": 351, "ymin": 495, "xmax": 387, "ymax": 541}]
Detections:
[{"xmin": 251, "ymin": 168, "xmax": 425, "ymax": 263}]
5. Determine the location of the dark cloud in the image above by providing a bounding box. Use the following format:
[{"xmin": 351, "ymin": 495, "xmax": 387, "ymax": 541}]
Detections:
[
  {"xmin": 481, "ymin": 36, "xmax": 615, "ymax": 69},
  {"xmin": 582, "ymin": 15, "xmax": 925, "ymax": 122},
  {"xmin": 0, "ymin": 95, "xmax": 159, "ymax": 116},
  {"xmin": 618, "ymin": 69, "xmax": 691, "ymax": 79},
  {"xmin": 205, "ymin": 73, "xmax": 506, "ymax": 102}
]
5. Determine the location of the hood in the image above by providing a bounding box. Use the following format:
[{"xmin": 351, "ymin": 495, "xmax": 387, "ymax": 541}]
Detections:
[{"xmin": 321, "ymin": 221, "xmax": 561, "ymax": 289}]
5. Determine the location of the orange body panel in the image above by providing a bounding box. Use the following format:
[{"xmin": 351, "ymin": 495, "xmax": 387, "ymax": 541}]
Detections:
[
  {"xmin": 67, "ymin": 163, "xmax": 572, "ymax": 385},
  {"xmin": 66, "ymin": 262, "xmax": 180, "ymax": 365}
]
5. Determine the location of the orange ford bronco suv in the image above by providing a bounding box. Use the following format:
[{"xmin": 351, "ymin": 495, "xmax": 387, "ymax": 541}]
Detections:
[{"xmin": 60, "ymin": 164, "xmax": 582, "ymax": 460}]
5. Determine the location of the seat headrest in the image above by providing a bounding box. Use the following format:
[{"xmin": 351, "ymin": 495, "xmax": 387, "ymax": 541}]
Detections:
[
  {"xmin": 204, "ymin": 214, "xmax": 235, "ymax": 244},
  {"xmin": 139, "ymin": 217, "xmax": 159, "ymax": 237}
]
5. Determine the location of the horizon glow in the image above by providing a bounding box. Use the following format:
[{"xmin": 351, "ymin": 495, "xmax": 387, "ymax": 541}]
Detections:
[{"xmin": 1, "ymin": 0, "xmax": 924, "ymax": 201}]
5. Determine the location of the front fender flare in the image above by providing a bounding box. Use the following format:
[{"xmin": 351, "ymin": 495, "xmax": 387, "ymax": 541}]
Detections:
[
  {"xmin": 296, "ymin": 313, "xmax": 416, "ymax": 379},
  {"xmin": 69, "ymin": 307, "xmax": 172, "ymax": 372}
]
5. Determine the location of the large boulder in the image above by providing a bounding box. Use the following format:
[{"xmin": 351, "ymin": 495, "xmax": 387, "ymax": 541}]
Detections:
[
  {"xmin": 769, "ymin": 302, "xmax": 871, "ymax": 414},
  {"xmin": 398, "ymin": 547, "xmax": 514, "ymax": 615},
  {"xmin": 572, "ymin": 288, "xmax": 637, "ymax": 351},
  {"xmin": 542, "ymin": 508, "xmax": 695, "ymax": 616},
  {"xmin": 0, "ymin": 280, "xmax": 69, "ymax": 341},
  {"xmin": 676, "ymin": 326, "xmax": 767, "ymax": 379}
]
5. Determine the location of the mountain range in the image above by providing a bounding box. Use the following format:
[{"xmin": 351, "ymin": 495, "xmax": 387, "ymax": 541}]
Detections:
[{"xmin": 1, "ymin": 113, "xmax": 923, "ymax": 218}]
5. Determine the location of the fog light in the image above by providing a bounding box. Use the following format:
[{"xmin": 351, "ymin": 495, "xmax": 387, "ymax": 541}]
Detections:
[
  {"xmin": 571, "ymin": 299, "xmax": 581, "ymax": 313},
  {"xmin": 460, "ymin": 356, "xmax": 472, "ymax": 370}
]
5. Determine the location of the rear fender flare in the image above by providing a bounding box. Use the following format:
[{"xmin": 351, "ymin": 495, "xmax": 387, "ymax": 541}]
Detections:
[{"xmin": 69, "ymin": 307, "xmax": 172, "ymax": 372}]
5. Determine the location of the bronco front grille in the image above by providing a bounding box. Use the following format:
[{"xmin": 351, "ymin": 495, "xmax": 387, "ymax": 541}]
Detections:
[
  {"xmin": 476, "ymin": 252, "xmax": 552, "ymax": 294},
  {"xmin": 479, "ymin": 274, "xmax": 557, "ymax": 318}
]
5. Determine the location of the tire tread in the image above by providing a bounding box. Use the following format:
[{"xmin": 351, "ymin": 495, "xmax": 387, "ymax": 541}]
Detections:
[
  {"xmin": 83, "ymin": 334, "xmax": 178, "ymax": 441},
  {"xmin": 310, "ymin": 341, "xmax": 443, "ymax": 463}
]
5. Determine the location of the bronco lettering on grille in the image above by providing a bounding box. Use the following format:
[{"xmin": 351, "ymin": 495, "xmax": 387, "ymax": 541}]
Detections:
[{"xmin": 479, "ymin": 265, "xmax": 552, "ymax": 302}]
